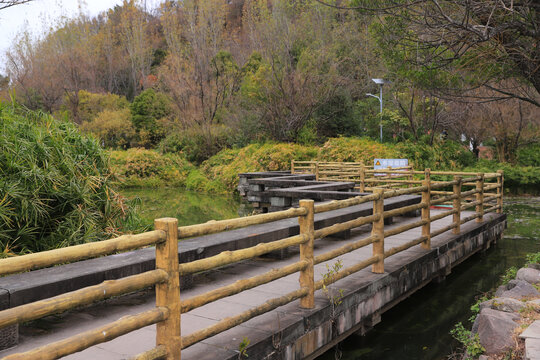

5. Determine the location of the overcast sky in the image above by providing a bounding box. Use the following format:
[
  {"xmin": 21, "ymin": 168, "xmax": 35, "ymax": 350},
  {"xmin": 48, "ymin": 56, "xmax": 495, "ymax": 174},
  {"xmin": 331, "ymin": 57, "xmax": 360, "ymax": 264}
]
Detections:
[{"xmin": 0, "ymin": 0, "xmax": 143, "ymax": 72}]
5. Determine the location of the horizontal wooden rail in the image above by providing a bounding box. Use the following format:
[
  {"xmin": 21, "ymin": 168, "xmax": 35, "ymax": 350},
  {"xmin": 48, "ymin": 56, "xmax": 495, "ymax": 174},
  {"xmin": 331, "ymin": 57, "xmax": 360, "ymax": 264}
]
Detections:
[
  {"xmin": 314, "ymin": 255, "xmax": 380, "ymax": 290},
  {"xmin": 384, "ymin": 236, "xmax": 427, "ymax": 258},
  {"xmin": 314, "ymin": 235, "xmax": 377, "ymax": 265},
  {"xmin": 181, "ymin": 260, "xmax": 309, "ymax": 313},
  {"xmin": 179, "ymin": 207, "xmax": 306, "ymax": 238},
  {"xmin": 182, "ymin": 287, "xmax": 309, "ymax": 349},
  {"xmin": 314, "ymin": 193, "xmax": 379, "ymax": 213},
  {"xmin": 383, "ymin": 219, "xmax": 427, "ymax": 238},
  {"xmin": 430, "ymin": 209, "xmax": 458, "ymax": 222},
  {"xmin": 0, "ymin": 230, "xmax": 165, "ymax": 276},
  {"xmin": 383, "ymin": 202, "xmax": 427, "ymax": 218},
  {"xmin": 4, "ymin": 308, "xmax": 169, "ymax": 360},
  {"xmin": 178, "ymin": 234, "xmax": 308, "ymax": 275},
  {"xmin": 0, "ymin": 269, "xmax": 168, "ymax": 329},
  {"xmin": 132, "ymin": 345, "xmax": 168, "ymax": 360},
  {"xmin": 314, "ymin": 214, "xmax": 379, "ymax": 239}
]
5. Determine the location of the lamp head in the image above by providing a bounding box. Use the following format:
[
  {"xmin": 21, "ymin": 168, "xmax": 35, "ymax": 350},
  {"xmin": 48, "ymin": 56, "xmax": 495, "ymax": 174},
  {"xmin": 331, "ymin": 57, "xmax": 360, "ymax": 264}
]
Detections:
[{"xmin": 372, "ymin": 78, "xmax": 390, "ymax": 85}]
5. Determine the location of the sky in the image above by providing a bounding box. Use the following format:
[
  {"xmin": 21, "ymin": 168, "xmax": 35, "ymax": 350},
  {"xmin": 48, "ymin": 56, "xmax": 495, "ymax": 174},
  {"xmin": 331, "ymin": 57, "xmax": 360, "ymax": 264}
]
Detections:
[{"xmin": 0, "ymin": 0, "xmax": 131, "ymax": 72}]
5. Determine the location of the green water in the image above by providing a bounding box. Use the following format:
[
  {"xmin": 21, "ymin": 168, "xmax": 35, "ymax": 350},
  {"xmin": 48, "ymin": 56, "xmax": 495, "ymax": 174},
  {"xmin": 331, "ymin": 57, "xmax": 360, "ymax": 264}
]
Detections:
[
  {"xmin": 318, "ymin": 197, "xmax": 540, "ymax": 360},
  {"xmin": 121, "ymin": 188, "xmax": 249, "ymax": 227}
]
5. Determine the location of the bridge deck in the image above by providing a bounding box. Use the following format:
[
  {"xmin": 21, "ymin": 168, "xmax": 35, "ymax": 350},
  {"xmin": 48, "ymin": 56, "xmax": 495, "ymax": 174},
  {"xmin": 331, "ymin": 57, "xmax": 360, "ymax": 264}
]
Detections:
[{"xmin": 0, "ymin": 210, "xmax": 505, "ymax": 360}]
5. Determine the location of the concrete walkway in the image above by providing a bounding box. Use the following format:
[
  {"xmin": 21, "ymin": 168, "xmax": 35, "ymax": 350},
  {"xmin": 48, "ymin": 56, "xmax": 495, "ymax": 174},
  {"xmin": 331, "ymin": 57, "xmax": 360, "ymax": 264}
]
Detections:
[{"xmin": 0, "ymin": 210, "xmax": 502, "ymax": 360}]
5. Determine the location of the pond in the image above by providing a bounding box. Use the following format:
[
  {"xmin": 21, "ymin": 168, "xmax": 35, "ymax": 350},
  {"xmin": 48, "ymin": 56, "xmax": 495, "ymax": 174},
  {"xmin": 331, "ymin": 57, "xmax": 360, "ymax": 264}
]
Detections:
[
  {"xmin": 122, "ymin": 189, "xmax": 538, "ymax": 359},
  {"xmin": 121, "ymin": 188, "xmax": 251, "ymax": 227}
]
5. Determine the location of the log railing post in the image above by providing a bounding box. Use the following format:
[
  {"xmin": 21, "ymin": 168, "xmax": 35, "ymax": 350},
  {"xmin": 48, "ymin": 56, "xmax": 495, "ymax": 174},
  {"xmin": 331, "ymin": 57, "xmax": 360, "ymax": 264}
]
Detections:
[
  {"xmin": 154, "ymin": 218, "xmax": 181, "ymax": 360},
  {"xmin": 360, "ymin": 164, "xmax": 366, "ymax": 192},
  {"xmin": 291, "ymin": 160, "xmax": 295, "ymax": 175},
  {"xmin": 298, "ymin": 199, "xmax": 315, "ymax": 309},
  {"xmin": 497, "ymin": 170, "xmax": 504, "ymax": 214},
  {"xmin": 315, "ymin": 162, "xmax": 320, "ymax": 181},
  {"xmin": 476, "ymin": 173, "xmax": 484, "ymax": 222},
  {"xmin": 372, "ymin": 189, "xmax": 385, "ymax": 273},
  {"xmin": 453, "ymin": 176, "xmax": 462, "ymax": 234},
  {"xmin": 421, "ymin": 169, "xmax": 431, "ymax": 250}
]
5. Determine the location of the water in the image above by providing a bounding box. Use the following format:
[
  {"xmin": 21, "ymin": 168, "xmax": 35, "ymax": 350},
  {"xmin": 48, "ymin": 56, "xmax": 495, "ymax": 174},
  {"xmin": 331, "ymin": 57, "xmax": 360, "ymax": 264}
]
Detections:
[
  {"xmin": 121, "ymin": 188, "xmax": 250, "ymax": 227},
  {"xmin": 318, "ymin": 197, "xmax": 540, "ymax": 360}
]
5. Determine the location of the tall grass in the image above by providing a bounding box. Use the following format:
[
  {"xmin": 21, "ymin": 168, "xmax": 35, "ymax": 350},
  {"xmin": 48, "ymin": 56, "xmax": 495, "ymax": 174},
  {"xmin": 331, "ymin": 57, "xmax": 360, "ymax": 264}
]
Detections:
[{"xmin": 0, "ymin": 103, "xmax": 143, "ymax": 255}]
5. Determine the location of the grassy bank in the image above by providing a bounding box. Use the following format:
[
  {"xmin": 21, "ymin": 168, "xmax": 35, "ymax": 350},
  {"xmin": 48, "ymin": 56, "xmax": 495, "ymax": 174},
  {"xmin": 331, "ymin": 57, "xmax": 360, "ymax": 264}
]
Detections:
[{"xmin": 109, "ymin": 138, "xmax": 539, "ymax": 193}]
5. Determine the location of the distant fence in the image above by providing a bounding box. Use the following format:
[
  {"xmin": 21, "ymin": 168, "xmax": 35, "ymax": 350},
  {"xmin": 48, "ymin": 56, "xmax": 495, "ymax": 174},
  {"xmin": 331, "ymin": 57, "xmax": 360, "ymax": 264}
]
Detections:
[
  {"xmin": 291, "ymin": 160, "xmax": 414, "ymax": 191},
  {"xmin": 0, "ymin": 167, "xmax": 503, "ymax": 359}
]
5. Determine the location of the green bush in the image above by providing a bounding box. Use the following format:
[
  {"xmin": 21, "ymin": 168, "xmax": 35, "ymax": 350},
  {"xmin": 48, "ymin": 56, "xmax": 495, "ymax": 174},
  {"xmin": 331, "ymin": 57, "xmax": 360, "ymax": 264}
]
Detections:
[
  {"xmin": 463, "ymin": 160, "xmax": 540, "ymax": 193},
  {"xmin": 109, "ymin": 148, "xmax": 194, "ymax": 188},
  {"xmin": 130, "ymin": 89, "xmax": 172, "ymax": 147},
  {"xmin": 159, "ymin": 125, "xmax": 234, "ymax": 164},
  {"xmin": 0, "ymin": 103, "xmax": 141, "ymax": 254},
  {"xmin": 517, "ymin": 144, "xmax": 540, "ymax": 167},
  {"xmin": 74, "ymin": 90, "xmax": 130, "ymax": 124},
  {"xmin": 201, "ymin": 142, "xmax": 318, "ymax": 191},
  {"xmin": 80, "ymin": 108, "xmax": 135, "ymax": 149},
  {"xmin": 396, "ymin": 139, "xmax": 475, "ymax": 170},
  {"xmin": 318, "ymin": 137, "xmax": 399, "ymax": 163}
]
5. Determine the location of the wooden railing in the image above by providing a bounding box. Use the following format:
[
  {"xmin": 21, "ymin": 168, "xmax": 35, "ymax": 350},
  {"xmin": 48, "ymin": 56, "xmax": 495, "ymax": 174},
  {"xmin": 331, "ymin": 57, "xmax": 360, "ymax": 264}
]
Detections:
[
  {"xmin": 0, "ymin": 169, "xmax": 504, "ymax": 360},
  {"xmin": 291, "ymin": 160, "xmax": 414, "ymax": 191}
]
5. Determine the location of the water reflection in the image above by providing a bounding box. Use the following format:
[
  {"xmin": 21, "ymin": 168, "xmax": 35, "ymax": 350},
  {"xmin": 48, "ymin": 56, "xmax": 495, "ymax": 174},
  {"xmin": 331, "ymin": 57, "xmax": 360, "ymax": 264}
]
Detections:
[{"xmin": 121, "ymin": 188, "xmax": 250, "ymax": 227}]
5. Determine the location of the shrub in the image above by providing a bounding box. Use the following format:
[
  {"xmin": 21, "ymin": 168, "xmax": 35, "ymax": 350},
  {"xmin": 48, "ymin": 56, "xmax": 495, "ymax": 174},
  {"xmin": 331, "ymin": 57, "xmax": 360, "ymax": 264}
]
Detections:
[
  {"xmin": 159, "ymin": 125, "xmax": 234, "ymax": 164},
  {"xmin": 109, "ymin": 148, "xmax": 194, "ymax": 188},
  {"xmin": 201, "ymin": 142, "xmax": 318, "ymax": 191},
  {"xmin": 130, "ymin": 89, "xmax": 172, "ymax": 147},
  {"xmin": 396, "ymin": 139, "xmax": 475, "ymax": 170},
  {"xmin": 517, "ymin": 143, "xmax": 540, "ymax": 167},
  {"xmin": 75, "ymin": 90, "xmax": 130, "ymax": 123},
  {"xmin": 318, "ymin": 137, "xmax": 399, "ymax": 163},
  {"xmin": 0, "ymin": 103, "xmax": 140, "ymax": 254},
  {"xmin": 80, "ymin": 108, "xmax": 135, "ymax": 149}
]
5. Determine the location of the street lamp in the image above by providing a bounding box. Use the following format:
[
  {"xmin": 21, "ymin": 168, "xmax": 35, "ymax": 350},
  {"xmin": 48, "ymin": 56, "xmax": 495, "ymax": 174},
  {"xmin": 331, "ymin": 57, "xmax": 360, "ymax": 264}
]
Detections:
[{"xmin": 366, "ymin": 78, "xmax": 391, "ymax": 142}]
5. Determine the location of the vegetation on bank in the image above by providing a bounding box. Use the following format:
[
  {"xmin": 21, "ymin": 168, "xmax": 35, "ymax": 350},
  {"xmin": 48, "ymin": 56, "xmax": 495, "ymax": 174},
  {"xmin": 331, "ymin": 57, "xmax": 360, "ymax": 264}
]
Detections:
[
  {"xmin": 108, "ymin": 138, "xmax": 537, "ymax": 193},
  {"xmin": 0, "ymin": 104, "xmax": 144, "ymax": 255}
]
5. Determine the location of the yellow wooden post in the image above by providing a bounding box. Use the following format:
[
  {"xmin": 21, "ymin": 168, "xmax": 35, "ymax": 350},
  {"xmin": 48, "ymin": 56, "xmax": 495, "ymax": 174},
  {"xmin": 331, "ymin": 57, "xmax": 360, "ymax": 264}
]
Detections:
[
  {"xmin": 476, "ymin": 173, "xmax": 484, "ymax": 222},
  {"xmin": 421, "ymin": 169, "xmax": 431, "ymax": 250},
  {"xmin": 291, "ymin": 160, "xmax": 295, "ymax": 175},
  {"xmin": 453, "ymin": 176, "xmax": 462, "ymax": 234},
  {"xmin": 154, "ymin": 218, "xmax": 181, "ymax": 360},
  {"xmin": 315, "ymin": 162, "xmax": 320, "ymax": 181},
  {"xmin": 360, "ymin": 164, "xmax": 366, "ymax": 192},
  {"xmin": 372, "ymin": 189, "xmax": 385, "ymax": 273},
  {"xmin": 298, "ymin": 199, "xmax": 315, "ymax": 309},
  {"xmin": 497, "ymin": 170, "xmax": 504, "ymax": 213}
]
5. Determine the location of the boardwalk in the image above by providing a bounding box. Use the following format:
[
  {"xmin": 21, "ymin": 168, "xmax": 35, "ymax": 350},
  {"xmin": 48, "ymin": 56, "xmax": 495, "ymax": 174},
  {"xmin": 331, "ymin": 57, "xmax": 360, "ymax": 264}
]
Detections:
[{"xmin": 0, "ymin": 209, "xmax": 504, "ymax": 360}]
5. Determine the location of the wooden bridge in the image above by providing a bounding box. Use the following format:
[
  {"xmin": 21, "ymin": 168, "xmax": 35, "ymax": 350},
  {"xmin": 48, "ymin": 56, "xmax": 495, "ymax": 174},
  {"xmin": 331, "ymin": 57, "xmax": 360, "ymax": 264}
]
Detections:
[{"xmin": 0, "ymin": 165, "xmax": 506, "ymax": 359}]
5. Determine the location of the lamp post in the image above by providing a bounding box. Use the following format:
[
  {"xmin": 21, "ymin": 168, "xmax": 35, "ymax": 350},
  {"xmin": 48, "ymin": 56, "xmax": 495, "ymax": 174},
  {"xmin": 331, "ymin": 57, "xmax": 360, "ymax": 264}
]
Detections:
[{"xmin": 366, "ymin": 78, "xmax": 390, "ymax": 142}]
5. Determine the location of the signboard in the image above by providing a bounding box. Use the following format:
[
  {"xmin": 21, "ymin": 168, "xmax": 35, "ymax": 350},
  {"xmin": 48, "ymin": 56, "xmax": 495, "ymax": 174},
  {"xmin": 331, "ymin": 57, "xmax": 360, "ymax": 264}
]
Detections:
[{"xmin": 374, "ymin": 159, "xmax": 408, "ymax": 176}]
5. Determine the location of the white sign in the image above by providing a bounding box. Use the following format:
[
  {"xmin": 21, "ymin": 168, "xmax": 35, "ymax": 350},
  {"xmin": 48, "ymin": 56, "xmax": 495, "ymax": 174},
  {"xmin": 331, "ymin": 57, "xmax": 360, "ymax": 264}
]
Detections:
[{"xmin": 373, "ymin": 159, "xmax": 408, "ymax": 176}]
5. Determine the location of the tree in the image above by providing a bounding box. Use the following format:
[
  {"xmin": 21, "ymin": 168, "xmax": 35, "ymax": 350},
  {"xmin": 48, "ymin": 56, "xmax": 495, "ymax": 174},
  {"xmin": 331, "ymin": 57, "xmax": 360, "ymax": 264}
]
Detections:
[
  {"xmin": 130, "ymin": 89, "xmax": 171, "ymax": 147},
  {"xmin": 346, "ymin": 0, "xmax": 540, "ymax": 107}
]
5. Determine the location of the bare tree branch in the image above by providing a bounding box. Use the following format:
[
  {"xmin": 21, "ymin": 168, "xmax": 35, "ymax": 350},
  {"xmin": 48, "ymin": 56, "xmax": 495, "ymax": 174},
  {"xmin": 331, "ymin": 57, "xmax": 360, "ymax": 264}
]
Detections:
[{"xmin": 0, "ymin": 0, "xmax": 33, "ymax": 11}]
